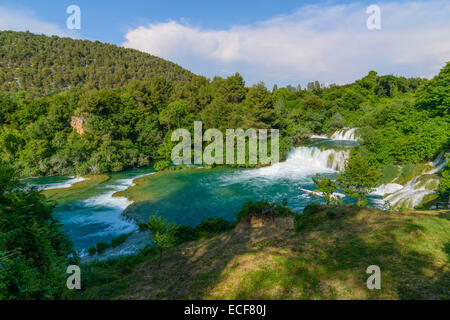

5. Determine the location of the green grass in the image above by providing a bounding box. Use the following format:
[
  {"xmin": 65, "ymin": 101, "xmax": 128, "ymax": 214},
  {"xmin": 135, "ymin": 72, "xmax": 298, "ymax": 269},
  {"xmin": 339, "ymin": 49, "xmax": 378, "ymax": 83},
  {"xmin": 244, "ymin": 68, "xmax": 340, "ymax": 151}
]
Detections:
[
  {"xmin": 42, "ymin": 174, "xmax": 110, "ymax": 204},
  {"xmin": 69, "ymin": 206, "xmax": 450, "ymax": 300}
]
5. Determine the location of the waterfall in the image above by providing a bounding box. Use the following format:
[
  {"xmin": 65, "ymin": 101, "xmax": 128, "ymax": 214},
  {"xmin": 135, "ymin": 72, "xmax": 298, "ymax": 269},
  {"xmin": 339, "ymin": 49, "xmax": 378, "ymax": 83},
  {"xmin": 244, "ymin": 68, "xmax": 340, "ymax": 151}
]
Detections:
[
  {"xmin": 330, "ymin": 128, "xmax": 359, "ymax": 141},
  {"xmin": 311, "ymin": 128, "xmax": 360, "ymax": 141},
  {"xmin": 33, "ymin": 176, "xmax": 89, "ymax": 191},
  {"xmin": 242, "ymin": 146, "xmax": 349, "ymax": 180},
  {"xmin": 374, "ymin": 152, "xmax": 446, "ymax": 210},
  {"xmin": 287, "ymin": 147, "xmax": 349, "ymax": 171},
  {"xmin": 383, "ymin": 176, "xmax": 439, "ymax": 210}
]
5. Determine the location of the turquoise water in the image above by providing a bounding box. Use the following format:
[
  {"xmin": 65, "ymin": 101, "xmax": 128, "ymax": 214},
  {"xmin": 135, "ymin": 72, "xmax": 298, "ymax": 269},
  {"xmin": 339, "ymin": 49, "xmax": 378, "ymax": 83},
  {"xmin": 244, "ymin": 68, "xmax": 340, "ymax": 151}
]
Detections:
[{"xmin": 27, "ymin": 140, "xmax": 382, "ymax": 257}]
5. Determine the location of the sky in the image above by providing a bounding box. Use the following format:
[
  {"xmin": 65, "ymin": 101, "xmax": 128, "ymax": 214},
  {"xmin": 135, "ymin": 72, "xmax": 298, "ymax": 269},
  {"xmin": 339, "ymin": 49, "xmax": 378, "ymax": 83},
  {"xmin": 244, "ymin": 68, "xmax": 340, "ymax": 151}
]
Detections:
[{"xmin": 0, "ymin": 0, "xmax": 449, "ymax": 87}]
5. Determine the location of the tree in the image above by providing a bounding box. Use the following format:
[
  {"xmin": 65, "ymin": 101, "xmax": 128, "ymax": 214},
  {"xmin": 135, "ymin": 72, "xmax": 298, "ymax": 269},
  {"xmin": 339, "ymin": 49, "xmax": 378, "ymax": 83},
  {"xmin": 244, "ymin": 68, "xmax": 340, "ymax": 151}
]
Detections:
[
  {"xmin": 336, "ymin": 155, "xmax": 380, "ymax": 207},
  {"xmin": 158, "ymin": 100, "xmax": 190, "ymax": 130},
  {"xmin": 415, "ymin": 62, "xmax": 449, "ymax": 116},
  {"xmin": 438, "ymin": 154, "xmax": 450, "ymax": 200},
  {"xmin": 146, "ymin": 215, "xmax": 179, "ymax": 269},
  {"xmin": 311, "ymin": 174, "xmax": 342, "ymax": 205},
  {"xmin": 0, "ymin": 164, "xmax": 73, "ymax": 299}
]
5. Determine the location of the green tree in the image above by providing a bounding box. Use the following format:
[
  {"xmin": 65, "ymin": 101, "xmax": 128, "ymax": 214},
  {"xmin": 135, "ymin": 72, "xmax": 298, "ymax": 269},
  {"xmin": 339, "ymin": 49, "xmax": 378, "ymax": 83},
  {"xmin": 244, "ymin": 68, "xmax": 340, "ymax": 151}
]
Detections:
[
  {"xmin": 415, "ymin": 62, "xmax": 449, "ymax": 116},
  {"xmin": 438, "ymin": 154, "xmax": 450, "ymax": 201},
  {"xmin": 311, "ymin": 174, "xmax": 342, "ymax": 205},
  {"xmin": 146, "ymin": 215, "xmax": 179, "ymax": 269},
  {"xmin": 336, "ymin": 155, "xmax": 380, "ymax": 207},
  {"xmin": 0, "ymin": 164, "xmax": 73, "ymax": 299}
]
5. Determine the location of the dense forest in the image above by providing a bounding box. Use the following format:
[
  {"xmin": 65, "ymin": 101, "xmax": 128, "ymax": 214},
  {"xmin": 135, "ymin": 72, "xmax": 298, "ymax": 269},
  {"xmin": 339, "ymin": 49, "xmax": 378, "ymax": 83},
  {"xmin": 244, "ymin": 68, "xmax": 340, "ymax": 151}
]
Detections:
[{"xmin": 0, "ymin": 31, "xmax": 195, "ymax": 95}]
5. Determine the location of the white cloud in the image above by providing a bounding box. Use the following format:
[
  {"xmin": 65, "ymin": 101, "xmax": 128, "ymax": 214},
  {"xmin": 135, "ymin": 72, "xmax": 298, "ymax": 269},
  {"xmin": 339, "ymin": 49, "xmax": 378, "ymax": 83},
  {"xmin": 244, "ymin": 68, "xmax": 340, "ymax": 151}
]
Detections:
[
  {"xmin": 123, "ymin": 1, "xmax": 450, "ymax": 86},
  {"xmin": 0, "ymin": 6, "xmax": 70, "ymax": 37}
]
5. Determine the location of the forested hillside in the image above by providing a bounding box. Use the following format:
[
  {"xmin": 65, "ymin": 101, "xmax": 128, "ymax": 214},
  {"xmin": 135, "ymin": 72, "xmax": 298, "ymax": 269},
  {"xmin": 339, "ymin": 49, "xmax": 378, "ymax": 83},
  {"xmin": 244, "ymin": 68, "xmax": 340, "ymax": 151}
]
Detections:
[
  {"xmin": 0, "ymin": 32, "xmax": 448, "ymax": 190},
  {"xmin": 0, "ymin": 31, "xmax": 195, "ymax": 95}
]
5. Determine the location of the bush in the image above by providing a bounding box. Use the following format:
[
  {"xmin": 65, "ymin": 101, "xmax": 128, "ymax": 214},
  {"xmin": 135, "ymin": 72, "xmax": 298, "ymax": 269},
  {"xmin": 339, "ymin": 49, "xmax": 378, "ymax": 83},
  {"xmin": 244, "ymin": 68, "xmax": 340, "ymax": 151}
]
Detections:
[
  {"xmin": 295, "ymin": 204, "xmax": 357, "ymax": 231},
  {"xmin": 174, "ymin": 225, "xmax": 198, "ymax": 244},
  {"xmin": 111, "ymin": 233, "xmax": 132, "ymax": 248},
  {"xmin": 0, "ymin": 164, "xmax": 74, "ymax": 299},
  {"xmin": 196, "ymin": 218, "xmax": 235, "ymax": 236},
  {"xmin": 295, "ymin": 204, "xmax": 329, "ymax": 231},
  {"xmin": 236, "ymin": 199, "xmax": 294, "ymax": 222},
  {"xmin": 173, "ymin": 218, "xmax": 236, "ymax": 244},
  {"xmin": 96, "ymin": 242, "xmax": 111, "ymax": 254},
  {"xmin": 154, "ymin": 160, "xmax": 170, "ymax": 171},
  {"xmin": 88, "ymin": 247, "xmax": 97, "ymax": 256}
]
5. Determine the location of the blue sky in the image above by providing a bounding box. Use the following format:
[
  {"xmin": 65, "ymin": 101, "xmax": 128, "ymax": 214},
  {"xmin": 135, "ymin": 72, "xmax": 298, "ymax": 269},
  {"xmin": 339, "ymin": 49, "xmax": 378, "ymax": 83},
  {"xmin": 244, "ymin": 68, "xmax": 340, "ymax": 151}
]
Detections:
[{"xmin": 0, "ymin": 0, "xmax": 449, "ymax": 87}]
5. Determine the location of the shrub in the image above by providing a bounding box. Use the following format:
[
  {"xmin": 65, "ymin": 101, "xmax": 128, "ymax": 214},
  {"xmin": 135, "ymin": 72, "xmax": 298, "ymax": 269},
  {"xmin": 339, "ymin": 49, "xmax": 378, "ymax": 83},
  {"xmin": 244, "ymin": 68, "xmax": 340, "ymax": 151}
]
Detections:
[
  {"xmin": 173, "ymin": 219, "xmax": 236, "ymax": 244},
  {"xmin": 0, "ymin": 164, "xmax": 74, "ymax": 299},
  {"xmin": 174, "ymin": 225, "xmax": 198, "ymax": 244},
  {"xmin": 236, "ymin": 199, "xmax": 294, "ymax": 222},
  {"xmin": 295, "ymin": 204, "xmax": 328, "ymax": 231},
  {"xmin": 111, "ymin": 233, "xmax": 132, "ymax": 248},
  {"xmin": 96, "ymin": 242, "xmax": 111, "ymax": 254},
  {"xmin": 154, "ymin": 160, "xmax": 170, "ymax": 171},
  {"xmin": 88, "ymin": 247, "xmax": 97, "ymax": 256},
  {"xmin": 196, "ymin": 218, "xmax": 235, "ymax": 236}
]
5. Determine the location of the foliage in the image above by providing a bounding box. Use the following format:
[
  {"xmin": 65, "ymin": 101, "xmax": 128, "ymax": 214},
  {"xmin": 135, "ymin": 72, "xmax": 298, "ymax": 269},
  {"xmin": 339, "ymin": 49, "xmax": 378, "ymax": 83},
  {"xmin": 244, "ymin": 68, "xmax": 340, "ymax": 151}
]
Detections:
[
  {"xmin": 96, "ymin": 242, "xmax": 111, "ymax": 254},
  {"xmin": 311, "ymin": 174, "xmax": 342, "ymax": 205},
  {"xmin": 154, "ymin": 160, "xmax": 170, "ymax": 171},
  {"xmin": 174, "ymin": 218, "xmax": 236, "ymax": 244},
  {"xmin": 88, "ymin": 247, "xmax": 97, "ymax": 256},
  {"xmin": 0, "ymin": 164, "xmax": 74, "ymax": 299},
  {"xmin": 438, "ymin": 155, "xmax": 450, "ymax": 200},
  {"xmin": 0, "ymin": 31, "xmax": 194, "ymax": 95},
  {"xmin": 336, "ymin": 155, "xmax": 381, "ymax": 206},
  {"xmin": 111, "ymin": 233, "xmax": 133, "ymax": 248},
  {"xmin": 146, "ymin": 215, "xmax": 179, "ymax": 268},
  {"xmin": 415, "ymin": 62, "xmax": 449, "ymax": 116},
  {"xmin": 236, "ymin": 199, "xmax": 295, "ymax": 222}
]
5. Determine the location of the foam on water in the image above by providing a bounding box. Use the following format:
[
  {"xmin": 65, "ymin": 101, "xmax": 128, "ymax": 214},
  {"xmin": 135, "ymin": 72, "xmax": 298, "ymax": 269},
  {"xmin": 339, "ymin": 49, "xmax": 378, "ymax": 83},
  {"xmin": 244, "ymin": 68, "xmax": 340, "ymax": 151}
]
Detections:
[
  {"xmin": 330, "ymin": 128, "xmax": 359, "ymax": 141},
  {"xmin": 372, "ymin": 183, "xmax": 404, "ymax": 196},
  {"xmin": 53, "ymin": 172, "xmax": 155, "ymax": 256},
  {"xmin": 36, "ymin": 176, "xmax": 88, "ymax": 191},
  {"xmin": 253, "ymin": 146, "xmax": 348, "ymax": 177},
  {"xmin": 373, "ymin": 153, "xmax": 445, "ymax": 209}
]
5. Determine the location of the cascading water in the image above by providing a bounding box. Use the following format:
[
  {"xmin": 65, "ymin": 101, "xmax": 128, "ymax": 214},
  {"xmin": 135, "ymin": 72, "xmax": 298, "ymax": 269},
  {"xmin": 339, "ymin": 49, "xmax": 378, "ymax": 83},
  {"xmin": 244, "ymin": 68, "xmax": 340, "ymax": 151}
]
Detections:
[
  {"xmin": 311, "ymin": 128, "xmax": 360, "ymax": 141},
  {"xmin": 284, "ymin": 146, "xmax": 349, "ymax": 172},
  {"xmin": 330, "ymin": 128, "xmax": 359, "ymax": 141},
  {"xmin": 239, "ymin": 145, "xmax": 349, "ymax": 180},
  {"xmin": 29, "ymin": 176, "xmax": 88, "ymax": 191},
  {"xmin": 373, "ymin": 152, "xmax": 447, "ymax": 210}
]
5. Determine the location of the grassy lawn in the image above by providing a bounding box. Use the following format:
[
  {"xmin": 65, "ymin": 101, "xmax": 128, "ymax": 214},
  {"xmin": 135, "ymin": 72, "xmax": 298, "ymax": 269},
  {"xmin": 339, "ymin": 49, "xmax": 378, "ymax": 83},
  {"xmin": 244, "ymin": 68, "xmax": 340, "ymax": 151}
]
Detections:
[{"xmin": 72, "ymin": 206, "xmax": 449, "ymax": 300}]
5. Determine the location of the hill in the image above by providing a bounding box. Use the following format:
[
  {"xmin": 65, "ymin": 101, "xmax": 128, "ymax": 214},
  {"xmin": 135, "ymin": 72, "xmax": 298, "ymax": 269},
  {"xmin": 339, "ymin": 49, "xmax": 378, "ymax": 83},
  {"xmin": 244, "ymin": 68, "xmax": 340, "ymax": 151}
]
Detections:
[
  {"xmin": 75, "ymin": 206, "xmax": 449, "ymax": 300},
  {"xmin": 0, "ymin": 31, "xmax": 195, "ymax": 95}
]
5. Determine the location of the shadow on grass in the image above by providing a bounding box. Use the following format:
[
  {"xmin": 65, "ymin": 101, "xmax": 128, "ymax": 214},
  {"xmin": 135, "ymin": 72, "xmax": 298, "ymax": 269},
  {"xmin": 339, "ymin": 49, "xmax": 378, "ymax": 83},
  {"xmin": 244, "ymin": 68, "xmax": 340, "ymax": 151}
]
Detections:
[
  {"xmin": 77, "ymin": 206, "xmax": 449, "ymax": 300},
  {"xmin": 222, "ymin": 208, "xmax": 449, "ymax": 300}
]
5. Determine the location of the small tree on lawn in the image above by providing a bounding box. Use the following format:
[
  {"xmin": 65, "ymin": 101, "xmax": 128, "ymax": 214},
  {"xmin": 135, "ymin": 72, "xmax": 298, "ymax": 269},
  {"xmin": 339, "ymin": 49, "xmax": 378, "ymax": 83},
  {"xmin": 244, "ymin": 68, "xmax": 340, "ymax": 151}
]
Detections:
[
  {"xmin": 147, "ymin": 215, "xmax": 179, "ymax": 269},
  {"xmin": 311, "ymin": 173, "xmax": 342, "ymax": 205},
  {"xmin": 336, "ymin": 155, "xmax": 380, "ymax": 207}
]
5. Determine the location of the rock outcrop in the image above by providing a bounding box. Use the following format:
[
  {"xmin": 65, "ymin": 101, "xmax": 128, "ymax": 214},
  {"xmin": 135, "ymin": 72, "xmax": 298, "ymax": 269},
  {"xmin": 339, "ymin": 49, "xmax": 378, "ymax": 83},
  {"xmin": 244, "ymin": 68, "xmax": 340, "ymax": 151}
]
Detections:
[{"xmin": 71, "ymin": 116, "xmax": 87, "ymax": 135}]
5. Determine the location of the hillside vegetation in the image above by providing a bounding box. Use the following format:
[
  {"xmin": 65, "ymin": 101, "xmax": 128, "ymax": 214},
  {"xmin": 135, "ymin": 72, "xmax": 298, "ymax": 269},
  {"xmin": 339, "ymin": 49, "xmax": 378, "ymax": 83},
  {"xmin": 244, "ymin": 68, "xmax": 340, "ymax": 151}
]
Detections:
[
  {"xmin": 0, "ymin": 31, "xmax": 195, "ymax": 95},
  {"xmin": 74, "ymin": 206, "xmax": 449, "ymax": 300},
  {"xmin": 0, "ymin": 32, "xmax": 448, "ymax": 182}
]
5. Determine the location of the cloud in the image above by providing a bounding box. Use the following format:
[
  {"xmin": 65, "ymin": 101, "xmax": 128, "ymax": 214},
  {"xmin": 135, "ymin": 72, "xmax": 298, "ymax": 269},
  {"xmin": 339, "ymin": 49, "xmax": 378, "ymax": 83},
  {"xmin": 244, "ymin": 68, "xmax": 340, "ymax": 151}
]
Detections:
[
  {"xmin": 0, "ymin": 6, "xmax": 70, "ymax": 37},
  {"xmin": 123, "ymin": 1, "xmax": 450, "ymax": 86}
]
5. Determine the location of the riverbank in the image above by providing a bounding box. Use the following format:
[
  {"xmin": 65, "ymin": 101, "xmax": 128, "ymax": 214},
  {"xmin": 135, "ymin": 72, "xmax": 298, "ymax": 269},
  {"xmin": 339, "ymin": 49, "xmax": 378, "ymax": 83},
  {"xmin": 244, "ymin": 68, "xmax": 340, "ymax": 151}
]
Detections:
[
  {"xmin": 42, "ymin": 174, "xmax": 110, "ymax": 204},
  {"xmin": 69, "ymin": 205, "xmax": 449, "ymax": 300}
]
